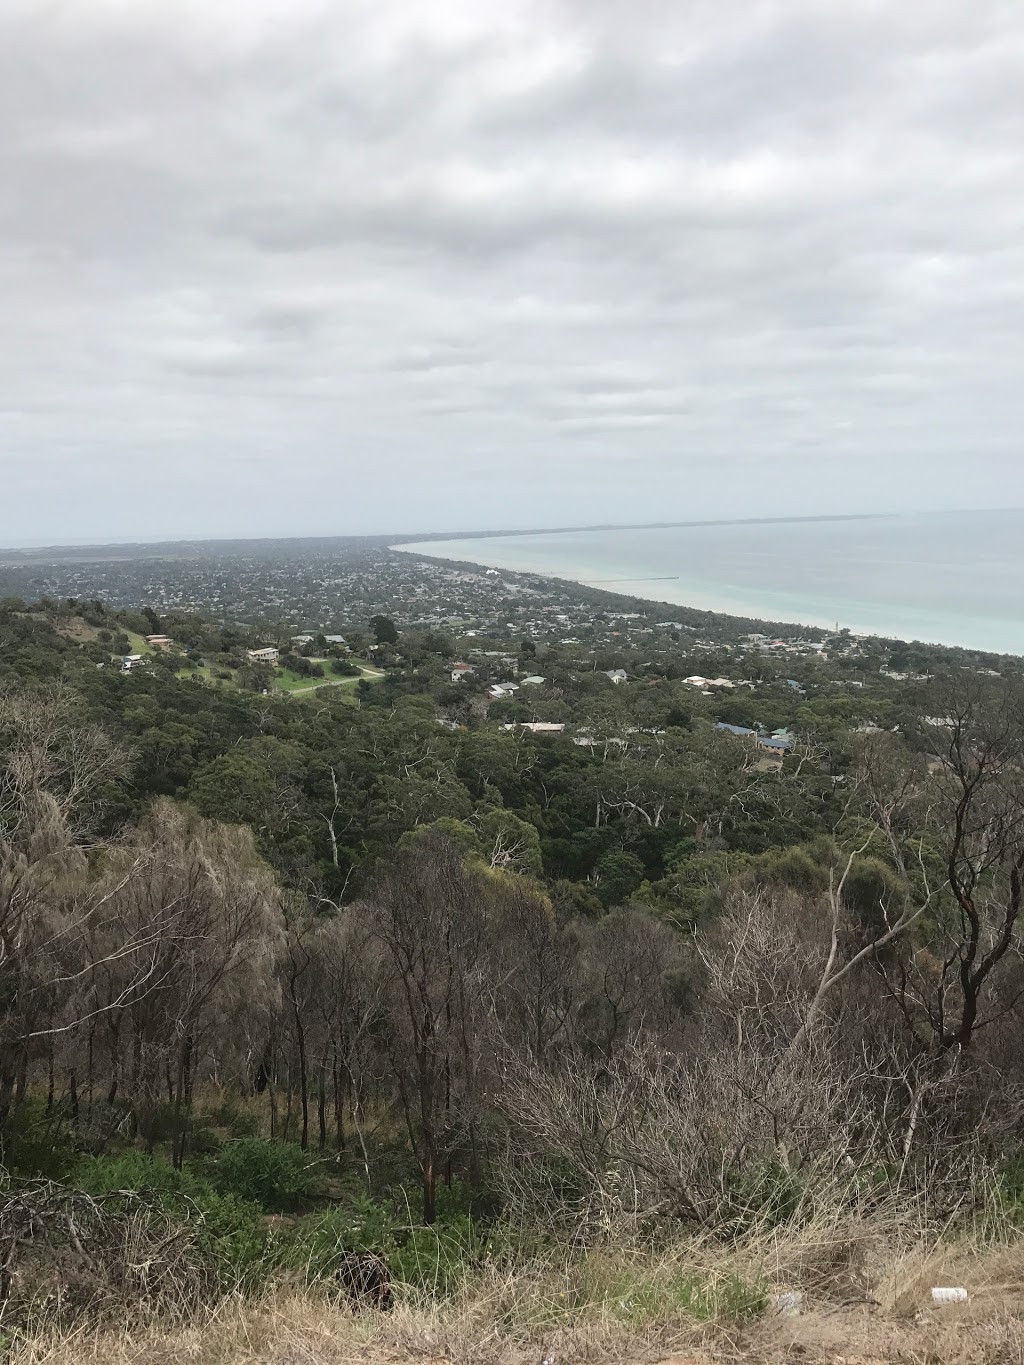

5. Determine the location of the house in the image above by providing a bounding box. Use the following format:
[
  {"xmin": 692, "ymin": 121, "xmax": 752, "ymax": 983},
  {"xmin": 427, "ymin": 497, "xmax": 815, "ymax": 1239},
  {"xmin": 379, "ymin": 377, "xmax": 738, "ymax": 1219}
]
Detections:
[
  {"xmin": 486, "ymin": 683, "xmax": 520, "ymax": 701},
  {"xmin": 604, "ymin": 668, "xmax": 627, "ymax": 685},
  {"xmin": 451, "ymin": 663, "xmax": 475, "ymax": 683},
  {"xmin": 573, "ymin": 733, "xmax": 629, "ymax": 749},
  {"xmin": 519, "ymin": 675, "xmax": 546, "ymax": 686},
  {"xmin": 716, "ymin": 722, "xmax": 756, "ymax": 738},
  {"xmin": 145, "ymin": 634, "xmax": 174, "ymax": 650},
  {"xmin": 247, "ymin": 646, "xmax": 279, "ymax": 665},
  {"xmin": 502, "ymin": 722, "xmax": 565, "ymax": 734},
  {"xmin": 120, "ymin": 654, "xmax": 143, "ymax": 672},
  {"xmin": 683, "ymin": 675, "xmax": 710, "ymax": 689}
]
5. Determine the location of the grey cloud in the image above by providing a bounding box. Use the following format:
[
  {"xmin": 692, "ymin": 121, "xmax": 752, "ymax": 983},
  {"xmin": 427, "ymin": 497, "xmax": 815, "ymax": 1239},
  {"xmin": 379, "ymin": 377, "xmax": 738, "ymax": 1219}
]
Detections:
[{"xmin": 1, "ymin": 0, "xmax": 1024, "ymax": 543}]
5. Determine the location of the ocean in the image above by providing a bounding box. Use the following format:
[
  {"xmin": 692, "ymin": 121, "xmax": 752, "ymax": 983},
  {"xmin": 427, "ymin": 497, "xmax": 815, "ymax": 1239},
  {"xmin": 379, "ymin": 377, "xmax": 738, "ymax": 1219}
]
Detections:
[{"xmin": 398, "ymin": 509, "xmax": 1024, "ymax": 656}]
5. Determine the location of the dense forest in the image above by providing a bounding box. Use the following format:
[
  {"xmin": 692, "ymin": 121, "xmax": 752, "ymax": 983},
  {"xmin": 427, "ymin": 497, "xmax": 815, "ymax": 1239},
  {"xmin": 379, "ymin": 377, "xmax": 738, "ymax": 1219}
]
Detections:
[{"xmin": 1, "ymin": 591, "xmax": 1024, "ymax": 1341}]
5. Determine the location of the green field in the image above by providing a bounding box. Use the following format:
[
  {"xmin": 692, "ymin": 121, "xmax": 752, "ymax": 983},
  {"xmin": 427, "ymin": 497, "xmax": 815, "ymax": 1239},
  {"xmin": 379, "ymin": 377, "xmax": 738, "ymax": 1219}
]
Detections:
[
  {"xmin": 123, "ymin": 630, "xmax": 156, "ymax": 656},
  {"xmin": 276, "ymin": 661, "xmax": 383, "ymax": 699},
  {"xmin": 134, "ymin": 645, "xmax": 388, "ymax": 701}
]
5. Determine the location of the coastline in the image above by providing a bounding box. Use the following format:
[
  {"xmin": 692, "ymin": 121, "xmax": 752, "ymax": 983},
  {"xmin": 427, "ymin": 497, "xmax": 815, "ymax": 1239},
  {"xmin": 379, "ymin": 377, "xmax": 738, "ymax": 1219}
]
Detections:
[{"xmin": 395, "ymin": 534, "xmax": 1024, "ymax": 657}]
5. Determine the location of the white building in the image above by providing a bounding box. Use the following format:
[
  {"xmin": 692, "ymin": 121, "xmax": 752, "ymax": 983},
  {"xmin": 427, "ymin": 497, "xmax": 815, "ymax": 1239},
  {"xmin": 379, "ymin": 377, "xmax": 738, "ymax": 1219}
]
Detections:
[{"xmin": 247, "ymin": 646, "xmax": 279, "ymax": 665}]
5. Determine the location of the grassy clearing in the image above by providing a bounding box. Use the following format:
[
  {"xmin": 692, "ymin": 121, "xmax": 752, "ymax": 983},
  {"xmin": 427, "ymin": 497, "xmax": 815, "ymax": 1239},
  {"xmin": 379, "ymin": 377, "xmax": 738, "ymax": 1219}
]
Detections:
[
  {"xmin": 274, "ymin": 668, "xmax": 322, "ymax": 693},
  {"xmin": 290, "ymin": 684, "xmax": 360, "ymax": 705},
  {"xmin": 166, "ymin": 661, "xmax": 378, "ymax": 699},
  {"xmin": 123, "ymin": 630, "xmax": 155, "ymax": 656},
  {"xmin": 186, "ymin": 664, "xmax": 226, "ymax": 685},
  {"xmin": 278, "ymin": 664, "xmax": 384, "ymax": 699}
]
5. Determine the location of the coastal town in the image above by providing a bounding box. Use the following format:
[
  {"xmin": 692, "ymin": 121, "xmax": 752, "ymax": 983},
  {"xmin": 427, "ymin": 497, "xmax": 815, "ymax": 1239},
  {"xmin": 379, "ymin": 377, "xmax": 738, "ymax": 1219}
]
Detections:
[
  {"xmin": 1, "ymin": 538, "xmax": 1006, "ymax": 767},
  {"xmin": 0, "ymin": 536, "xmax": 967, "ymax": 678}
]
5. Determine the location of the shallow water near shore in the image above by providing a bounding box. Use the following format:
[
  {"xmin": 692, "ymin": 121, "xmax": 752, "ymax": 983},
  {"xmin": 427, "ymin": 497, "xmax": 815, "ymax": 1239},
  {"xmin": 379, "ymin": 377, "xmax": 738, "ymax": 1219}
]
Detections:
[{"xmin": 399, "ymin": 509, "xmax": 1024, "ymax": 655}]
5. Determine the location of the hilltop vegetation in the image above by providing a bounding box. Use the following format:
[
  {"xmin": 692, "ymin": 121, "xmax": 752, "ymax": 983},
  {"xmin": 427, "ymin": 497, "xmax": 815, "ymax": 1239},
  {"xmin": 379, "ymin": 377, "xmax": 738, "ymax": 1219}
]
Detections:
[{"xmin": 2, "ymin": 589, "xmax": 1024, "ymax": 1359}]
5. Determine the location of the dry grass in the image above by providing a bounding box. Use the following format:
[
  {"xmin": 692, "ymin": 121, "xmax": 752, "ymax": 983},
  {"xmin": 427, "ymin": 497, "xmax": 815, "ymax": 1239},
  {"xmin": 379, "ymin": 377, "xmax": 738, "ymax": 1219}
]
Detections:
[{"xmin": 7, "ymin": 1220, "xmax": 1024, "ymax": 1365}]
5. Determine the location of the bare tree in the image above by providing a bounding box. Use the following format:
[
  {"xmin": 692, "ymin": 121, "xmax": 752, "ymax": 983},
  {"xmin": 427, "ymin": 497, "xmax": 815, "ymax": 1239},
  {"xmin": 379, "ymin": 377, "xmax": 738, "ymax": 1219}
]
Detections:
[
  {"xmin": 363, "ymin": 833, "xmax": 487, "ymax": 1223},
  {"xmin": 86, "ymin": 802, "xmax": 282, "ymax": 1160}
]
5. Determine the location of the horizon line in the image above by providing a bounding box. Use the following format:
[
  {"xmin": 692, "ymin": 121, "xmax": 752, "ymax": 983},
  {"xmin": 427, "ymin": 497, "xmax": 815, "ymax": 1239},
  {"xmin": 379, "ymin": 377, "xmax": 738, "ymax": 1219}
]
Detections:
[{"xmin": 2, "ymin": 506, "xmax": 1019, "ymax": 560}]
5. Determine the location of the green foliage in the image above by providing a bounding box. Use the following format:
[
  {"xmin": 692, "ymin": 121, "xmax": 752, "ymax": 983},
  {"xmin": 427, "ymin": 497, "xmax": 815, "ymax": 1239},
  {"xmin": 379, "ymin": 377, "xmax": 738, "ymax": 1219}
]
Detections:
[
  {"xmin": 549, "ymin": 877, "xmax": 604, "ymax": 920},
  {"xmin": 75, "ymin": 1151, "xmax": 273, "ymax": 1288},
  {"xmin": 188, "ymin": 1187, "xmax": 273, "ymax": 1285},
  {"xmin": 204, "ymin": 1096, "xmax": 261, "ymax": 1139},
  {"xmin": 371, "ymin": 615, "xmax": 399, "ymax": 645},
  {"xmin": 655, "ymin": 849, "xmax": 751, "ymax": 925},
  {"xmin": 279, "ymin": 1195, "xmax": 399, "ymax": 1279},
  {"xmin": 477, "ymin": 807, "xmax": 544, "ymax": 877},
  {"xmin": 841, "ymin": 854, "xmax": 904, "ymax": 935},
  {"xmin": 390, "ymin": 1215, "xmax": 496, "ymax": 1297},
  {"xmin": 995, "ymin": 1149, "xmax": 1024, "ymax": 1226},
  {"xmin": 752, "ymin": 845, "xmax": 830, "ymax": 896},
  {"xmin": 279, "ymin": 1186, "xmax": 511, "ymax": 1294},
  {"xmin": 594, "ymin": 849, "xmax": 645, "ymax": 907},
  {"xmin": 210, "ymin": 1138, "xmax": 325, "ymax": 1212},
  {"xmin": 4, "ymin": 590, "xmax": 1013, "ymax": 1322},
  {"xmin": 76, "ymin": 1150, "xmax": 188, "ymax": 1197},
  {"xmin": 397, "ymin": 817, "xmax": 483, "ymax": 858},
  {"xmin": 0, "ymin": 1100, "xmax": 78, "ymax": 1181},
  {"xmin": 567, "ymin": 1256, "xmax": 767, "ymax": 1326},
  {"xmin": 715, "ymin": 1157, "xmax": 805, "ymax": 1237}
]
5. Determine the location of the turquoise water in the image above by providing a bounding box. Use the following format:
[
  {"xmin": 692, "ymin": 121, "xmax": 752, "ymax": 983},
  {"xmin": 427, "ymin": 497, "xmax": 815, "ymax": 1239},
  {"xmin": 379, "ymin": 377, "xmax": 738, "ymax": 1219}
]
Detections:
[{"xmin": 399, "ymin": 510, "xmax": 1024, "ymax": 655}]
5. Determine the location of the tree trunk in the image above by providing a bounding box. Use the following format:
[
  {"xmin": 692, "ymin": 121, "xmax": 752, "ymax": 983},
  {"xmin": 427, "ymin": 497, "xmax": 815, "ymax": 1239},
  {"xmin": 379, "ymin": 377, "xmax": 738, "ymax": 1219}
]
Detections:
[
  {"xmin": 69, "ymin": 1070, "xmax": 80, "ymax": 1131},
  {"xmin": 422, "ymin": 1149, "xmax": 436, "ymax": 1225},
  {"xmin": 171, "ymin": 1036, "xmax": 193, "ymax": 1171},
  {"xmin": 317, "ymin": 1064, "xmax": 328, "ymax": 1153}
]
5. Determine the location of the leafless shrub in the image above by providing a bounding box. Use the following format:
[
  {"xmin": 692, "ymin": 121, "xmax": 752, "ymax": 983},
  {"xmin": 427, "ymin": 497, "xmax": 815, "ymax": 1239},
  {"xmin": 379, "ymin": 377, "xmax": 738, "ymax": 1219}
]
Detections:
[{"xmin": 0, "ymin": 1181, "xmax": 220, "ymax": 1332}]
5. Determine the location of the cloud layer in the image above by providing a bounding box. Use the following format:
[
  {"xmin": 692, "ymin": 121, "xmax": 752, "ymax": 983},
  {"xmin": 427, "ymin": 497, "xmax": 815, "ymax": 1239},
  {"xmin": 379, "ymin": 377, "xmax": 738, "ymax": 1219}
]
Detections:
[{"xmin": 3, "ymin": 0, "xmax": 1023, "ymax": 542}]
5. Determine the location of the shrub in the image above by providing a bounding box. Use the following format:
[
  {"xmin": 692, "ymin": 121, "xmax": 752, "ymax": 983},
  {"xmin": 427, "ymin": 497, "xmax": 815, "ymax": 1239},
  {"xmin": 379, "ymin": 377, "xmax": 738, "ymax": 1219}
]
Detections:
[
  {"xmin": 184, "ymin": 1114, "xmax": 224, "ymax": 1155},
  {"xmin": 75, "ymin": 1152, "xmax": 272, "ymax": 1289},
  {"xmin": 390, "ymin": 1215, "xmax": 497, "ymax": 1298},
  {"xmin": 76, "ymin": 1151, "xmax": 187, "ymax": 1198},
  {"xmin": 188, "ymin": 1187, "xmax": 273, "ymax": 1287},
  {"xmin": 280, "ymin": 1196, "xmax": 398, "ymax": 1281},
  {"xmin": 204, "ymin": 1096, "xmax": 261, "ymax": 1139},
  {"xmin": 0, "ymin": 1099, "xmax": 78, "ymax": 1180},
  {"xmin": 211, "ymin": 1138, "xmax": 324, "ymax": 1212},
  {"xmin": 716, "ymin": 1157, "xmax": 804, "ymax": 1236}
]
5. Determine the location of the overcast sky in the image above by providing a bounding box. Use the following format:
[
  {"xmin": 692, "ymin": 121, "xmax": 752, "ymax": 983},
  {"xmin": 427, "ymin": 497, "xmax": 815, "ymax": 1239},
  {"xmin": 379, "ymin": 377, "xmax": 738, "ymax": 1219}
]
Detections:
[{"xmin": 2, "ymin": 0, "xmax": 1023, "ymax": 545}]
